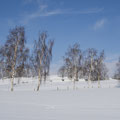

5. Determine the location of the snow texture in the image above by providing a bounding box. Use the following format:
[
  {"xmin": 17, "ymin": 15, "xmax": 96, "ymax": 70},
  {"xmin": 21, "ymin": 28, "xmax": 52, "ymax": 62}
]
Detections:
[{"xmin": 0, "ymin": 76, "xmax": 120, "ymax": 120}]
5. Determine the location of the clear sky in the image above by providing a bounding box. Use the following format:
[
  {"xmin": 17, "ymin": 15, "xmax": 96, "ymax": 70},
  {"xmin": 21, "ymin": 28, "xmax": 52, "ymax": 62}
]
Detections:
[{"xmin": 0, "ymin": 0, "xmax": 120, "ymax": 75}]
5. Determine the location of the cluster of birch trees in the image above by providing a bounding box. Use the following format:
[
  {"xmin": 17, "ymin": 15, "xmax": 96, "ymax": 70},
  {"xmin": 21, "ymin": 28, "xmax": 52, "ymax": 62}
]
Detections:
[
  {"xmin": 58, "ymin": 43, "xmax": 108, "ymax": 87},
  {"xmin": 0, "ymin": 26, "xmax": 54, "ymax": 91},
  {"xmin": 0, "ymin": 26, "xmax": 119, "ymax": 91}
]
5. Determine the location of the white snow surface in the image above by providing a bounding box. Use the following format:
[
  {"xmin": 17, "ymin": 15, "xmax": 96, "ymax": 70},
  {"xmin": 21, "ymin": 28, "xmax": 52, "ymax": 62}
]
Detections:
[{"xmin": 0, "ymin": 75, "xmax": 120, "ymax": 120}]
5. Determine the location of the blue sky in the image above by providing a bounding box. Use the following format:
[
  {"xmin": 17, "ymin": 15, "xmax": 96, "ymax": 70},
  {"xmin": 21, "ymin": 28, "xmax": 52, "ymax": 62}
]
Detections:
[{"xmin": 0, "ymin": 0, "xmax": 120, "ymax": 74}]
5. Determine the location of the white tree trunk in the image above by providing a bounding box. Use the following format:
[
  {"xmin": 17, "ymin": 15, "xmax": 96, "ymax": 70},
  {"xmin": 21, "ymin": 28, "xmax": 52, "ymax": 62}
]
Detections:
[
  {"xmin": 11, "ymin": 39, "xmax": 19, "ymax": 91},
  {"xmin": 98, "ymin": 74, "xmax": 100, "ymax": 88},
  {"xmin": 37, "ymin": 52, "xmax": 43, "ymax": 91},
  {"xmin": 37, "ymin": 68, "xmax": 41, "ymax": 91},
  {"xmin": 88, "ymin": 56, "xmax": 93, "ymax": 88}
]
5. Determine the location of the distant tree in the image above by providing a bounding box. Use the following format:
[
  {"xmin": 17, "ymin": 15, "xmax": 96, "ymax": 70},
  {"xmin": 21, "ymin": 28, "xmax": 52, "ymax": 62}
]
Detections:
[
  {"xmin": 84, "ymin": 48, "xmax": 97, "ymax": 87},
  {"xmin": 63, "ymin": 43, "xmax": 83, "ymax": 89},
  {"xmin": 42, "ymin": 39, "xmax": 54, "ymax": 83},
  {"xmin": 0, "ymin": 26, "xmax": 29, "ymax": 91},
  {"xmin": 59, "ymin": 45, "xmax": 108, "ymax": 88},
  {"xmin": 84, "ymin": 49, "xmax": 108, "ymax": 87},
  {"xmin": 0, "ymin": 61, "xmax": 5, "ymax": 79},
  {"xmin": 22, "ymin": 58, "xmax": 32, "ymax": 78},
  {"xmin": 29, "ymin": 55, "xmax": 38, "ymax": 77},
  {"xmin": 16, "ymin": 47, "xmax": 29, "ymax": 84},
  {"xmin": 32, "ymin": 32, "xmax": 54, "ymax": 91},
  {"xmin": 94, "ymin": 50, "xmax": 108, "ymax": 87},
  {"xmin": 58, "ymin": 66, "xmax": 66, "ymax": 81},
  {"xmin": 114, "ymin": 57, "xmax": 120, "ymax": 80},
  {"xmin": 0, "ymin": 46, "xmax": 5, "ymax": 79}
]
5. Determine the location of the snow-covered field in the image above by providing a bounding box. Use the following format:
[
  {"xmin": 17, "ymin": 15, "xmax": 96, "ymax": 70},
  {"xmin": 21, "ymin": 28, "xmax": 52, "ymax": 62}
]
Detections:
[
  {"xmin": 0, "ymin": 75, "xmax": 120, "ymax": 91},
  {"xmin": 0, "ymin": 76, "xmax": 120, "ymax": 120}
]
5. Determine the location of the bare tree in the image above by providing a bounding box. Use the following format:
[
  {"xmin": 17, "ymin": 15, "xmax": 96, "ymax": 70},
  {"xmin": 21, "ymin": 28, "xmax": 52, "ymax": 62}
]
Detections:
[
  {"xmin": 114, "ymin": 57, "xmax": 120, "ymax": 80},
  {"xmin": 0, "ymin": 26, "xmax": 29, "ymax": 91},
  {"xmin": 59, "ymin": 45, "xmax": 108, "ymax": 88},
  {"xmin": 94, "ymin": 50, "xmax": 108, "ymax": 87},
  {"xmin": 63, "ymin": 43, "xmax": 83, "ymax": 89},
  {"xmin": 84, "ymin": 48, "xmax": 97, "ymax": 87},
  {"xmin": 33, "ymin": 32, "xmax": 54, "ymax": 91},
  {"xmin": 84, "ymin": 49, "xmax": 108, "ymax": 87},
  {"xmin": 58, "ymin": 66, "xmax": 66, "ymax": 81},
  {"xmin": 42, "ymin": 39, "xmax": 54, "ymax": 83},
  {"xmin": 0, "ymin": 46, "xmax": 6, "ymax": 79}
]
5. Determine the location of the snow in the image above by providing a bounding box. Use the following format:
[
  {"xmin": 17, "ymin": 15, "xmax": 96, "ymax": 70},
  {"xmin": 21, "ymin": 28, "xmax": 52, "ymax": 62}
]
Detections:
[
  {"xmin": 0, "ymin": 76, "xmax": 120, "ymax": 120},
  {"xmin": 0, "ymin": 75, "xmax": 120, "ymax": 91}
]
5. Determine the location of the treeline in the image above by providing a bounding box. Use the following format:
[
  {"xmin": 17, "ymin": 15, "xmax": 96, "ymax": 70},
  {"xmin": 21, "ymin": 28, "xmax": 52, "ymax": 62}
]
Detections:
[
  {"xmin": 0, "ymin": 26, "xmax": 54, "ymax": 91},
  {"xmin": 0, "ymin": 26, "xmax": 120, "ymax": 91},
  {"xmin": 58, "ymin": 43, "xmax": 108, "ymax": 88}
]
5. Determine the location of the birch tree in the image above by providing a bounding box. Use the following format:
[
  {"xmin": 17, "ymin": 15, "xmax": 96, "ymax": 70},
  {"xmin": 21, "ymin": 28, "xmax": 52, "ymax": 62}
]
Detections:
[
  {"xmin": 33, "ymin": 32, "xmax": 54, "ymax": 91},
  {"xmin": 84, "ymin": 49, "xmax": 108, "ymax": 87},
  {"xmin": 63, "ymin": 43, "xmax": 83, "ymax": 89},
  {"xmin": 94, "ymin": 50, "xmax": 108, "ymax": 87},
  {"xmin": 0, "ymin": 26, "xmax": 28, "ymax": 91},
  {"xmin": 114, "ymin": 57, "xmax": 120, "ymax": 80},
  {"xmin": 85, "ymin": 48, "xmax": 97, "ymax": 87}
]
